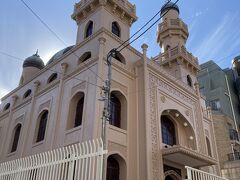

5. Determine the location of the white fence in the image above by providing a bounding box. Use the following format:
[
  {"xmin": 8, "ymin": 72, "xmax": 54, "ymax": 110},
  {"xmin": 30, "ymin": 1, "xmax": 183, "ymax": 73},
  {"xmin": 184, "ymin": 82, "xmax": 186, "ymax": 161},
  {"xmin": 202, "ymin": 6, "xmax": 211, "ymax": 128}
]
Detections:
[
  {"xmin": 186, "ymin": 166, "xmax": 228, "ymax": 180},
  {"xmin": 0, "ymin": 139, "xmax": 107, "ymax": 180}
]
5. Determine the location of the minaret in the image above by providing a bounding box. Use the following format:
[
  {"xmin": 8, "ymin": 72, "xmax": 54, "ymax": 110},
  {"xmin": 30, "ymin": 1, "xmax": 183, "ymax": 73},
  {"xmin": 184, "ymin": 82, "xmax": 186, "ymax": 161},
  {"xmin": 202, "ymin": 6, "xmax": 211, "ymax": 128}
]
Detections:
[
  {"xmin": 71, "ymin": 0, "xmax": 137, "ymax": 45},
  {"xmin": 157, "ymin": 2, "xmax": 200, "ymax": 87}
]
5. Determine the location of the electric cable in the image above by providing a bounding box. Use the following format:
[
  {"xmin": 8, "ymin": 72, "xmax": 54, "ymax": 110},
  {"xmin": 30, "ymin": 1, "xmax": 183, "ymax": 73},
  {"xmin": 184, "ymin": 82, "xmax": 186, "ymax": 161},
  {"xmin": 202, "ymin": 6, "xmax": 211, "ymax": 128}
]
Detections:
[
  {"xmin": 115, "ymin": 0, "xmax": 172, "ymax": 50},
  {"xmin": 0, "ymin": 51, "xmax": 102, "ymax": 88},
  {"xmin": 19, "ymin": 0, "xmax": 105, "ymax": 82},
  {"xmin": 117, "ymin": 0, "xmax": 180, "ymax": 52}
]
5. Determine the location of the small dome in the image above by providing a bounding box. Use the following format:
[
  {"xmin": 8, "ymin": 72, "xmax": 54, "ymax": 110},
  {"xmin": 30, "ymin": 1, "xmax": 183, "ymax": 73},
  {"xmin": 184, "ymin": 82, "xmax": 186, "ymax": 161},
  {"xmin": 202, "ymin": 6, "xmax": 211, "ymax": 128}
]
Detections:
[
  {"xmin": 234, "ymin": 55, "xmax": 240, "ymax": 62},
  {"xmin": 23, "ymin": 52, "xmax": 45, "ymax": 69},
  {"xmin": 47, "ymin": 45, "xmax": 74, "ymax": 65},
  {"xmin": 161, "ymin": 2, "xmax": 180, "ymax": 15}
]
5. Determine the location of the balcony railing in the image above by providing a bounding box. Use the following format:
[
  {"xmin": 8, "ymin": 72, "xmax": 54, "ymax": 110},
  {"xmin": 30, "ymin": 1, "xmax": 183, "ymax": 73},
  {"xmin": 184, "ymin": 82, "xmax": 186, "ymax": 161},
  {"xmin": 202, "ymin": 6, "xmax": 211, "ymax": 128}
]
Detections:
[
  {"xmin": 158, "ymin": 18, "xmax": 188, "ymax": 33},
  {"xmin": 155, "ymin": 45, "xmax": 199, "ymax": 67},
  {"xmin": 227, "ymin": 152, "xmax": 240, "ymax": 161},
  {"xmin": 229, "ymin": 129, "xmax": 239, "ymax": 141},
  {"xmin": 186, "ymin": 166, "xmax": 228, "ymax": 180}
]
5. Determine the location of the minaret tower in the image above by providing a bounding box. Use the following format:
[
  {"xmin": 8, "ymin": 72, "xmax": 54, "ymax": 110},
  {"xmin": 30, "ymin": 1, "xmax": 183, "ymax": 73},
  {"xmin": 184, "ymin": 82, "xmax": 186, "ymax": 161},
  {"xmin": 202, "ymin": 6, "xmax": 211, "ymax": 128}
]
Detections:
[{"xmin": 157, "ymin": 2, "xmax": 200, "ymax": 87}]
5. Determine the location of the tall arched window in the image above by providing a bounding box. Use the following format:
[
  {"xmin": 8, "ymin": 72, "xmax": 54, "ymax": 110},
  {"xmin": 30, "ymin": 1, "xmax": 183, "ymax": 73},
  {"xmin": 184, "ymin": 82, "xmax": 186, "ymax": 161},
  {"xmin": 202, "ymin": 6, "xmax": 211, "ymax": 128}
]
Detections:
[
  {"xmin": 74, "ymin": 96, "xmax": 84, "ymax": 127},
  {"xmin": 23, "ymin": 89, "xmax": 32, "ymax": 99},
  {"xmin": 110, "ymin": 94, "xmax": 121, "ymax": 128},
  {"xmin": 36, "ymin": 110, "xmax": 48, "ymax": 142},
  {"xmin": 85, "ymin": 21, "xmax": 93, "ymax": 38},
  {"xmin": 187, "ymin": 75, "xmax": 192, "ymax": 87},
  {"xmin": 107, "ymin": 156, "xmax": 120, "ymax": 180},
  {"xmin": 78, "ymin": 52, "xmax": 92, "ymax": 64},
  {"xmin": 48, "ymin": 73, "xmax": 58, "ymax": 84},
  {"xmin": 10, "ymin": 124, "xmax": 22, "ymax": 153},
  {"xmin": 112, "ymin": 22, "xmax": 120, "ymax": 37},
  {"xmin": 67, "ymin": 92, "xmax": 85, "ymax": 130},
  {"xmin": 206, "ymin": 137, "xmax": 212, "ymax": 157},
  {"xmin": 161, "ymin": 115, "xmax": 176, "ymax": 146}
]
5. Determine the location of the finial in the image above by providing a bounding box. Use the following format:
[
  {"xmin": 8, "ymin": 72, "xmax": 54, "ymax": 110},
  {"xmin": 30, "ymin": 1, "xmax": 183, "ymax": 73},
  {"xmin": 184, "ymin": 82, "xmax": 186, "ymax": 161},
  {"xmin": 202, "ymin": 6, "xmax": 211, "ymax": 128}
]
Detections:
[{"xmin": 34, "ymin": 49, "xmax": 40, "ymax": 57}]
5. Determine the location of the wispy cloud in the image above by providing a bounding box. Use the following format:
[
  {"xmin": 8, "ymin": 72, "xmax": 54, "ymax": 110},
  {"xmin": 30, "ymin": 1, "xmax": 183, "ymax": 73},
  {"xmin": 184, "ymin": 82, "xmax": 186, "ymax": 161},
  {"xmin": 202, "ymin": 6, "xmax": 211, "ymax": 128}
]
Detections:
[{"xmin": 192, "ymin": 12, "xmax": 240, "ymax": 64}]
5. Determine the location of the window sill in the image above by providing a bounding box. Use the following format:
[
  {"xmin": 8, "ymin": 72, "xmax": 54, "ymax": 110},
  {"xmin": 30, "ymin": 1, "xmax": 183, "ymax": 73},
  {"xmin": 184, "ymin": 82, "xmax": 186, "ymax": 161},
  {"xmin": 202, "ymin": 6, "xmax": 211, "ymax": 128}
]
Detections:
[
  {"xmin": 109, "ymin": 125, "xmax": 127, "ymax": 134},
  {"xmin": 7, "ymin": 151, "xmax": 16, "ymax": 157},
  {"xmin": 66, "ymin": 126, "xmax": 82, "ymax": 135},
  {"xmin": 32, "ymin": 140, "xmax": 44, "ymax": 148}
]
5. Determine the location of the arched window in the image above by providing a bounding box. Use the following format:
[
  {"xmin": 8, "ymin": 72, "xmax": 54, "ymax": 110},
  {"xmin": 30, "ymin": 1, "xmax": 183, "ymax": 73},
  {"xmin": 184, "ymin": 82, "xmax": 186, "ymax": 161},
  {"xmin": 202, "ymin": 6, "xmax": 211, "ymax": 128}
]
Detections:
[
  {"xmin": 78, "ymin": 52, "xmax": 91, "ymax": 64},
  {"xmin": 23, "ymin": 89, "xmax": 32, "ymax": 99},
  {"xmin": 161, "ymin": 115, "xmax": 176, "ymax": 146},
  {"xmin": 67, "ymin": 92, "xmax": 85, "ymax": 129},
  {"xmin": 74, "ymin": 96, "xmax": 84, "ymax": 127},
  {"xmin": 85, "ymin": 21, "xmax": 93, "ymax": 38},
  {"xmin": 10, "ymin": 124, "xmax": 22, "ymax": 153},
  {"xmin": 36, "ymin": 110, "xmax": 48, "ymax": 142},
  {"xmin": 187, "ymin": 75, "xmax": 192, "ymax": 87},
  {"xmin": 107, "ymin": 156, "xmax": 120, "ymax": 180},
  {"xmin": 48, "ymin": 73, "xmax": 58, "ymax": 84},
  {"xmin": 206, "ymin": 137, "xmax": 212, "ymax": 157},
  {"xmin": 110, "ymin": 94, "xmax": 121, "ymax": 128},
  {"xmin": 3, "ymin": 103, "xmax": 10, "ymax": 111},
  {"xmin": 114, "ymin": 52, "xmax": 126, "ymax": 64},
  {"xmin": 112, "ymin": 22, "xmax": 120, "ymax": 37}
]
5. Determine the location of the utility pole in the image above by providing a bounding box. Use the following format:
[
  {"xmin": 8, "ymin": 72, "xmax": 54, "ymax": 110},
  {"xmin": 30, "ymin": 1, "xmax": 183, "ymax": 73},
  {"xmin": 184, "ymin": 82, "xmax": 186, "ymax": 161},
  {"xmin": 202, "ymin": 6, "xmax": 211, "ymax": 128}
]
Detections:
[{"xmin": 101, "ymin": 49, "xmax": 117, "ymax": 180}]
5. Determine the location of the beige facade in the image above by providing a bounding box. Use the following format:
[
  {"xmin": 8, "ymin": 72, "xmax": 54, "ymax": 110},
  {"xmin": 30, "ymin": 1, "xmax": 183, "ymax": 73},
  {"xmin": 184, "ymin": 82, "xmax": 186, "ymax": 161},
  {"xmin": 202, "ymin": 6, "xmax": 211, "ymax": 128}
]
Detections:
[{"xmin": 0, "ymin": 0, "xmax": 221, "ymax": 179}]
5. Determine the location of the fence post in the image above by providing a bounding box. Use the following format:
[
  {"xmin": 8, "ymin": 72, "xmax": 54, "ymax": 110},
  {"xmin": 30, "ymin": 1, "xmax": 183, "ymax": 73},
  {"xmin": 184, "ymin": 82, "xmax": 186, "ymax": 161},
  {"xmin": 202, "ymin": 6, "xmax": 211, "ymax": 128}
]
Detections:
[{"xmin": 186, "ymin": 166, "xmax": 192, "ymax": 180}]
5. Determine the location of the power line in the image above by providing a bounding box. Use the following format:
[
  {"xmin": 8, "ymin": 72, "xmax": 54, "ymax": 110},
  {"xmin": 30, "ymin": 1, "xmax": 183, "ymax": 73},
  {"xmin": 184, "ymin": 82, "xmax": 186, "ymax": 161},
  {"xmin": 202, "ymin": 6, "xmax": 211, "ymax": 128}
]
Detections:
[
  {"xmin": 115, "ymin": 0, "xmax": 172, "ymax": 50},
  {"xmin": 118, "ymin": 0, "xmax": 180, "ymax": 52},
  {"xmin": 0, "ymin": 51, "xmax": 102, "ymax": 88},
  {"xmin": 1, "ymin": 47, "xmax": 239, "ymax": 96},
  {"xmin": 19, "ymin": 0, "xmax": 105, "ymax": 82}
]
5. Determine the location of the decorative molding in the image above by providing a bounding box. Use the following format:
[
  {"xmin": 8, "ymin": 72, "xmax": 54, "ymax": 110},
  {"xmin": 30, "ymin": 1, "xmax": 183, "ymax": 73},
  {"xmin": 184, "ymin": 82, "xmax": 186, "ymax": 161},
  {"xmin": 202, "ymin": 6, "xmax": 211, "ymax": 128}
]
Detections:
[
  {"xmin": 38, "ymin": 100, "xmax": 51, "ymax": 113},
  {"xmin": 160, "ymin": 96, "xmax": 166, "ymax": 103},
  {"xmin": 71, "ymin": 81, "xmax": 87, "ymax": 96},
  {"xmin": 149, "ymin": 78, "xmax": 161, "ymax": 180},
  {"xmin": 111, "ymin": 80, "xmax": 128, "ymax": 96},
  {"xmin": 108, "ymin": 141, "xmax": 127, "ymax": 159}
]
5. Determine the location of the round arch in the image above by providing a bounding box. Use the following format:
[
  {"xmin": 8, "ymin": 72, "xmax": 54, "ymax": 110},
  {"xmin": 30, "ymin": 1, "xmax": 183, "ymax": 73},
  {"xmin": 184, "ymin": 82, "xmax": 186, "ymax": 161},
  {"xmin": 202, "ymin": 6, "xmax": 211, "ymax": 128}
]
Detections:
[
  {"xmin": 160, "ymin": 109, "xmax": 197, "ymax": 150},
  {"xmin": 164, "ymin": 170, "xmax": 182, "ymax": 180},
  {"xmin": 106, "ymin": 153, "xmax": 127, "ymax": 180}
]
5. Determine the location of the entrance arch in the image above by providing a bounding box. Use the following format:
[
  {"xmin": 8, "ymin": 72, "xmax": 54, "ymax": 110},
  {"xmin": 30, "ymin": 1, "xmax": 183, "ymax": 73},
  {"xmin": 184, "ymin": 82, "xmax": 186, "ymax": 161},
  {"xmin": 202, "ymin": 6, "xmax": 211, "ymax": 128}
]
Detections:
[{"xmin": 164, "ymin": 170, "xmax": 181, "ymax": 180}]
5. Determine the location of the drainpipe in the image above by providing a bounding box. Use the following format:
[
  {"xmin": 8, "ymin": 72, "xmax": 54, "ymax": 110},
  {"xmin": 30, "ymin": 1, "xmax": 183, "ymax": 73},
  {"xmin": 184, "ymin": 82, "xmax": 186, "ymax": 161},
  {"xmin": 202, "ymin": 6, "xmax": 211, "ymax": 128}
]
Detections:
[{"xmin": 225, "ymin": 75, "xmax": 239, "ymax": 138}]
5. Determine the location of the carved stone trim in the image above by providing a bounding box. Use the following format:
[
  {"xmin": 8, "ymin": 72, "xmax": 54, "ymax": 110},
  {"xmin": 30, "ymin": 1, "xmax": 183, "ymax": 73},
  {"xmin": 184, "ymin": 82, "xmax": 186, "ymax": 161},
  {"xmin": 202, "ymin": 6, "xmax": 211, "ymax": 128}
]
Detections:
[
  {"xmin": 71, "ymin": 81, "xmax": 87, "ymax": 96},
  {"xmin": 108, "ymin": 141, "xmax": 127, "ymax": 159}
]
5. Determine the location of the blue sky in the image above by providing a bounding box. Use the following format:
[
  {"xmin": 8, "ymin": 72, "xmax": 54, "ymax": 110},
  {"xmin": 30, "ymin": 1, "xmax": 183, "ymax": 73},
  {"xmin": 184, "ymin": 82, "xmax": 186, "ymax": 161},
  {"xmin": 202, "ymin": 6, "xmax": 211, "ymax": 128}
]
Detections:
[{"xmin": 0, "ymin": 0, "xmax": 240, "ymax": 98}]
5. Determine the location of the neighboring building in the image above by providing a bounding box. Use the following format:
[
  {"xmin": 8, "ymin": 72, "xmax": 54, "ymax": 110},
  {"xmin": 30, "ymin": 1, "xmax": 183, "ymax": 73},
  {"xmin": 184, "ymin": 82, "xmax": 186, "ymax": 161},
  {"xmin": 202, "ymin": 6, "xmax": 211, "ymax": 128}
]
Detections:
[
  {"xmin": 0, "ymin": 1, "xmax": 221, "ymax": 180},
  {"xmin": 198, "ymin": 60, "xmax": 240, "ymax": 179}
]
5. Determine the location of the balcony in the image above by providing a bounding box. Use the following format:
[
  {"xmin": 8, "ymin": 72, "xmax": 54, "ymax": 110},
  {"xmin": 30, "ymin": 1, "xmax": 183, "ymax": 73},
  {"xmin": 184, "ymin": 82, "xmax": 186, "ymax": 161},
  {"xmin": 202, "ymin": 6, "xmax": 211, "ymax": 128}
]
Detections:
[
  {"xmin": 229, "ymin": 129, "xmax": 239, "ymax": 141},
  {"xmin": 158, "ymin": 18, "xmax": 188, "ymax": 34},
  {"xmin": 227, "ymin": 152, "xmax": 240, "ymax": 161},
  {"xmin": 153, "ymin": 45, "xmax": 200, "ymax": 70},
  {"xmin": 162, "ymin": 145, "xmax": 217, "ymax": 168}
]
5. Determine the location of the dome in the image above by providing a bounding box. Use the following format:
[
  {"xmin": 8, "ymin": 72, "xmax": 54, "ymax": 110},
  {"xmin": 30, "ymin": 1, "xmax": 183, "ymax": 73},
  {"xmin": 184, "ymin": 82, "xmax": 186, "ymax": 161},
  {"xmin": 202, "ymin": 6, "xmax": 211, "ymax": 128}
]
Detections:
[
  {"xmin": 234, "ymin": 55, "xmax": 240, "ymax": 62},
  {"xmin": 23, "ymin": 52, "xmax": 45, "ymax": 69},
  {"xmin": 47, "ymin": 45, "xmax": 74, "ymax": 65},
  {"xmin": 161, "ymin": 2, "xmax": 180, "ymax": 15}
]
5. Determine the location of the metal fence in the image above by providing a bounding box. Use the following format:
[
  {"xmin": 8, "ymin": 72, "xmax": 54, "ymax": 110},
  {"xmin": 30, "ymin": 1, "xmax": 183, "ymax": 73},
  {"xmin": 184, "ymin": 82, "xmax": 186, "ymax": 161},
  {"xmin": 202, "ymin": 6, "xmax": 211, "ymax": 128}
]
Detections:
[
  {"xmin": 186, "ymin": 166, "xmax": 228, "ymax": 180},
  {"xmin": 0, "ymin": 139, "xmax": 107, "ymax": 180}
]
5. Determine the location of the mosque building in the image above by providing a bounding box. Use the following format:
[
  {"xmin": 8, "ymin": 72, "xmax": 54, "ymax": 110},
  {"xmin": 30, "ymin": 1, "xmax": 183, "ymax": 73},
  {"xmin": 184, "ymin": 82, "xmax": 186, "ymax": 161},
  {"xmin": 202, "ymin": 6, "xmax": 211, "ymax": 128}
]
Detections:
[{"xmin": 0, "ymin": 0, "xmax": 223, "ymax": 179}]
